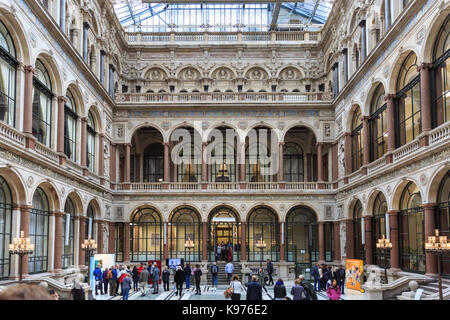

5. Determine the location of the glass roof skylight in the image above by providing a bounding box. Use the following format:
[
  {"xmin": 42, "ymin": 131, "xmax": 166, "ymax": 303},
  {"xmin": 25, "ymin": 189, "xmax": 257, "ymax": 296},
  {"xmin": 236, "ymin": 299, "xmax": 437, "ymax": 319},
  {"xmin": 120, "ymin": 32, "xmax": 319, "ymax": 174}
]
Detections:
[{"xmin": 113, "ymin": 1, "xmax": 334, "ymax": 32}]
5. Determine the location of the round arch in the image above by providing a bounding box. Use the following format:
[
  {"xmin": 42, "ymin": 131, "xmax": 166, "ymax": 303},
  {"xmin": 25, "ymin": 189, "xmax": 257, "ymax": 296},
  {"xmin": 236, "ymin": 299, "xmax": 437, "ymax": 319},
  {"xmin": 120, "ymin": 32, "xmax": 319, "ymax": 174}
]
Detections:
[
  {"xmin": 65, "ymin": 82, "xmax": 85, "ymax": 116},
  {"xmin": 390, "ymin": 178, "xmax": 423, "ymax": 210},
  {"xmin": 129, "ymin": 123, "xmax": 165, "ymax": 145},
  {"xmin": 428, "ymin": 165, "xmax": 450, "ymax": 204},
  {"xmin": 30, "ymin": 181, "xmax": 61, "ymax": 212},
  {"xmin": 0, "ymin": 166, "xmax": 27, "ymax": 205},
  {"xmin": 34, "ymin": 52, "xmax": 63, "ymax": 96},
  {"xmin": 366, "ymin": 189, "xmax": 388, "ymax": 216},
  {"xmin": 281, "ymin": 123, "xmax": 319, "ymax": 143},
  {"xmin": 0, "ymin": 6, "xmax": 32, "ymax": 64},
  {"xmin": 422, "ymin": 4, "xmax": 450, "ymax": 63},
  {"xmin": 64, "ymin": 190, "xmax": 83, "ymax": 216},
  {"xmin": 86, "ymin": 104, "xmax": 103, "ymax": 133},
  {"xmin": 388, "ymin": 49, "xmax": 421, "ymax": 93}
]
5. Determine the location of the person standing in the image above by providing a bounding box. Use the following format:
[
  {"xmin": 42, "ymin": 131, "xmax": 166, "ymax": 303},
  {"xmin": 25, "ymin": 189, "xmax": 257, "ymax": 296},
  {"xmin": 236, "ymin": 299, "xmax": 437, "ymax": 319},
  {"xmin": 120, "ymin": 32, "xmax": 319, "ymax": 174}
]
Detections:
[
  {"xmin": 131, "ymin": 266, "xmax": 139, "ymax": 291},
  {"xmin": 335, "ymin": 265, "xmax": 345, "ymax": 295},
  {"xmin": 230, "ymin": 275, "xmax": 243, "ymax": 300},
  {"xmin": 194, "ymin": 264, "xmax": 202, "ymax": 295},
  {"xmin": 138, "ymin": 265, "xmax": 150, "ymax": 296},
  {"xmin": 93, "ymin": 263, "xmax": 103, "ymax": 295},
  {"xmin": 299, "ymin": 275, "xmax": 317, "ymax": 300},
  {"xmin": 184, "ymin": 263, "xmax": 192, "ymax": 290},
  {"xmin": 327, "ymin": 279, "xmax": 341, "ymax": 300},
  {"xmin": 225, "ymin": 261, "xmax": 234, "ymax": 283},
  {"xmin": 291, "ymin": 279, "xmax": 307, "ymax": 300},
  {"xmin": 258, "ymin": 267, "xmax": 266, "ymax": 289},
  {"xmin": 107, "ymin": 266, "xmax": 118, "ymax": 296},
  {"xmin": 246, "ymin": 275, "xmax": 262, "ymax": 300},
  {"xmin": 162, "ymin": 267, "xmax": 171, "ymax": 291},
  {"xmin": 266, "ymin": 259, "xmax": 274, "ymax": 286},
  {"xmin": 174, "ymin": 265, "xmax": 185, "ymax": 297},
  {"xmin": 102, "ymin": 268, "xmax": 109, "ymax": 295},
  {"xmin": 216, "ymin": 243, "xmax": 221, "ymax": 262},
  {"xmin": 121, "ymin": 274, "xmax": 132, "ymax": 300},
  {"xmin": 273, "ymin": 278, "xmax": 286, "ymax": 300},
  {"xmin": 210, "ymin": 262, "xmax": 218, "ymax": 292},
  {"xmin": 311, "ymin": 263, "xmax": 320, "ymax": 292},
  {"xmin": 152, "ymin": 263, "xmax": 160, "ymax": 294},
  {"xmin": 149, "ymin": 263, "xmax": 155, "ymax": 289}
]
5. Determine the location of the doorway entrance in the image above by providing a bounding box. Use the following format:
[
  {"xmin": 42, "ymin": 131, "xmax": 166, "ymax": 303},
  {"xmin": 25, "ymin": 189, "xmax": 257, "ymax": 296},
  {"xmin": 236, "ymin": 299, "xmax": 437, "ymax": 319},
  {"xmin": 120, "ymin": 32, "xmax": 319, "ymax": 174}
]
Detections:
[{"xmin": 208, "ymin": 207, "xmax": 240, "ymax": 262}]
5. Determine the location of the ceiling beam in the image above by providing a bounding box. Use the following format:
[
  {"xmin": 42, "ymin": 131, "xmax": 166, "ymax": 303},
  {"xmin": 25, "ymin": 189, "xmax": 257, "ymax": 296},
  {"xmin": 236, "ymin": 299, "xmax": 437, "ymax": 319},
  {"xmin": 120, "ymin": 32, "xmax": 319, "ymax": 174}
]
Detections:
[
  {"xmin": 142, "ymin": 0, "xmax": 290, "ymax": 3},
  {"xmin": 269, "ymin": 1, "xmax": 281, "ymax": 31}
]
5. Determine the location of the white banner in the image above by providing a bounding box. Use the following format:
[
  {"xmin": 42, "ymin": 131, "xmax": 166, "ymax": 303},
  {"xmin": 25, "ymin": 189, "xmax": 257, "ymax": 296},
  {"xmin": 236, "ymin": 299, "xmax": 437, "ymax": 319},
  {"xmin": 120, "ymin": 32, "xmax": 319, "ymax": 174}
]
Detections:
[{"xmin": 212, "ymin": 217, "xmax": 236, "ymax": 222}]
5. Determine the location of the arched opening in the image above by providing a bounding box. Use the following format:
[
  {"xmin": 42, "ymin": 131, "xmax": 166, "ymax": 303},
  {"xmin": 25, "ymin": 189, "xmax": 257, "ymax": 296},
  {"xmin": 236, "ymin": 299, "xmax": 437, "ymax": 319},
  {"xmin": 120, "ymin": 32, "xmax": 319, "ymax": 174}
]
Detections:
[
  {"xmin": 130, "ymin": 207, "xmax": 163, "ymax": 262},
  {"xmin": 29, "ymin": 187, "xmax": 50, "ymax": 274},
  {"xmin": 372, "ymin": 192, "xmax": 389, "ymax": 268},
  {"xmin": 62, "ymin": 196, "xmax": 76, "ymax": 269},
  {"xmin": 0, "ymin": 20, "xmax": 18, "ymax": 127},
  {"xmin": 369, "ymin": 84, "xmax": 388, "ymax": 162},
  {"xmin": 351, "ymin": 107, "xmax": 363, "ymax": 173},
  {"xmin": 285, "ymin": 206, "xmax": 318, "ymax": 265},
  {"xmin": 143, "ymin": 143, "xmax": 164, "ymax": 182},
  {"xmin": 32, "ymin": 59, "xmax": 53, "ymax": 147},
  {"xmin": 64, "ymin": 89, "xmax": 78, "ymax": 162},
  {"xmin": 207, "ymin": 126, "xmax": 238, "ymax": 183},
  {"xmin": 86, "ymin": 110, "xmax": 97, "ymax": 173},
  {"xmin": 283, "ymin": 142, "xmax": 304, "ymax": 182},
  {"xmin": 171, "ymin": 127, "xmax": 201, "ymax": 183},
  {"xmin": 352, "ymin": 200, "xmax": 364, "ymax": 261},
  {"xmin": 399, "ymin": 182, "xmax": 425, "ymax": 273},
  {"xmin": 436, "ymin": 170, "xmax": 450, "ymax": 276},
  {"xmin": 245, "ymin": 126, "xmax": 275, "ymax": 183},
  {"xmin": 0, "ymin": 176, "xmax": 12, "ymax": 279},
  {"xmin": 395, "ymin": 52, "xmax": 421, "ymax": 147},
  {"xmin": 115, "ymin": 222, "xmax": 124, "ymax": 263},
  {"xmin": 247, "ymin": 206, "xmax": 279, "ymax": 262},
  {"xmin": 208, "ymin": 206, "xmax": 240, "ymax": 262},
  {"xmin": 432, "ymin": 16, "xmax": 450, "ymax": 127},
  {"xmin": 169, "ymin": 206, "xmax": 202, "ymax": 262}
]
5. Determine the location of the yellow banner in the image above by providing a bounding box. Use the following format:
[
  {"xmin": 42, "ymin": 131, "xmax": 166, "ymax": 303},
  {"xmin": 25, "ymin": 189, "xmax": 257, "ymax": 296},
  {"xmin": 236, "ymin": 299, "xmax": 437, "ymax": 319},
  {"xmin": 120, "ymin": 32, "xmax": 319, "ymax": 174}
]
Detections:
[{"xmin": 345, "ymin": 259, "xmax": 364, "ymax": 291}]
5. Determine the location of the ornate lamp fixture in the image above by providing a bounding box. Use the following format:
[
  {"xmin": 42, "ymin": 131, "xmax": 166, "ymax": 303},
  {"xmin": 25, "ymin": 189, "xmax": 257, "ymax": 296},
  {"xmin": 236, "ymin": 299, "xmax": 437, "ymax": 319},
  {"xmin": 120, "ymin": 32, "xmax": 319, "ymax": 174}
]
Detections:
[
  {"xmin": 185, "ymin": 238, "xmax": 195, "ymax": 262},
  {"xmin": 376, "ymin": 235, "xmax": 392, "ymax": 284},
  {"xmin": 425, "ymin": 229, "xmax": 450, "ymax": 300},
  {"xmin": 9, "ymin": 231, "xmax": 34, "ymax": 283},
  {"xmin": 82, "ymin": 239, "xmax": 97, "ymax": 285},
  {"xmin": 256, "ymin": 238, "xmax": 266, "ymax": 267}
]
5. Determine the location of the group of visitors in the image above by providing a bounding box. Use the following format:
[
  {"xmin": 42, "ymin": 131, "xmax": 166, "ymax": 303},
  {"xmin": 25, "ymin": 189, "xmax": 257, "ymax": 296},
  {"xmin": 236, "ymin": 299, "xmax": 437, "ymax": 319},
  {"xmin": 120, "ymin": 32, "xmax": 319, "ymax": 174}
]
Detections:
[
  {"xmin": 174, "ymin": 264, "xmax": 202, "ymax": 296},
  {"xmin": 216, "ymin": 242, "xmax": 233, "ymax": 262},
  {"xmin": 311, "ymin": 263, "xmax": 345, "ymax": 294}
]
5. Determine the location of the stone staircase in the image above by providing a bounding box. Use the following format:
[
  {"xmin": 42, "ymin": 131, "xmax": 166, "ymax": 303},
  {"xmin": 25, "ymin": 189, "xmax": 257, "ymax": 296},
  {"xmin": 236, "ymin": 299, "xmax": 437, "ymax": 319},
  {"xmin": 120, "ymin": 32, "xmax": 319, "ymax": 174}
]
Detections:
[
  {"xmin": 418, "ymin": 278, "xmax": 450, "ymax": 297},
  {"xmin": 206, "ymin": 262, "xmax": 242, "ymax": 285}
]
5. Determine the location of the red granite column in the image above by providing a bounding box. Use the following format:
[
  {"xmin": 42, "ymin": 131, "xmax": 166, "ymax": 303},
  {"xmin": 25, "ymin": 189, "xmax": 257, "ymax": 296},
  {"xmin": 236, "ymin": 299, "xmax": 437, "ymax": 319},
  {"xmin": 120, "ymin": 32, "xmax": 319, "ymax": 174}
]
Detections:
[
  {"xmin": 80, "ymin": 117, "xmax": 88, "ymax": 176},
  {"xmin": 23, "ymin": 66, "xmax": 36, "ymax": 149},
  {"xmin": 344, "ymin": 133, "xmax": 352, "ymax": 183},
  {"xmin": 241, "ymin": 222, "xmax": 247, "ymax": 261},
  {"xmin": 164, "ymin": 142, "xmax": 170, "ymax": 182},
  {"xmin": 20, "ymin": 205, "xmax": 32, "ymax": 277},
  {"xmin": 163, "ymin": 222, "xmax": 169, "ymax": 261},
  {"xmin": 385, "ymin": 94, "xmax": 396, "ymax": 164},
  {"xmin": 98, "ymin": 134, "xmax": 104, "ymax": 184},
  {"xmin": 318, "ymin": 222, "xmax": 325, "ymax": 263},
  {"xmin": 202, "ymin": 222, "xmax": 208, "ymax": 261},
  {"xmin": 418, "ymin": 63, "xmax": 433, "ymax": 147},
  {"xmin": 364, "ymin": 216, "xmax": 373, "ymax": 265},
  {"xmin": 280, "ymin": 222, "xmax": 285, "ymax": 261},
  {"xmin": 57, "ymin": 96, "xmax": 67, "ymax": 165},
  {"xmin": 97, "ymin": 220, "xmax": 103, "ymax": 254},
  {"xmin": 109, "ymin": 222, "xmax": 115, "ymax": 254},
  {"xmin": 423, "ymin": 203, "xmax": 438, "ymax": 276},
  {"xmin": 333, "ymin": 221, "xmax": 341, "ymax": 264},
  {"xmin": 388, "ymin": 210, "xmax": 400, "ymax": 271},
  {"xmin": 345, "ymin": 219, "xmax": 354, "ymax": 259},
  {"xmin": 110, "ymin": 143, "xmax": 117, "ymax": 188},
  {"xmin": 54, "ymin": 212, "xmax": 64, "ymax": 271},
  {"xmin": 124, "ymin": 143, "xmax": 131, "ymax": 184},
  {"xmin": 362, "ymin": 116, "xmax": 370, "ymax": 173},
  {"xmin": 124, "ymin": 223, "xmax": 130, "ymax": 263},
  {"xmin": 79, "ymin": 217, "xmax": 86, "ymax": 266}
]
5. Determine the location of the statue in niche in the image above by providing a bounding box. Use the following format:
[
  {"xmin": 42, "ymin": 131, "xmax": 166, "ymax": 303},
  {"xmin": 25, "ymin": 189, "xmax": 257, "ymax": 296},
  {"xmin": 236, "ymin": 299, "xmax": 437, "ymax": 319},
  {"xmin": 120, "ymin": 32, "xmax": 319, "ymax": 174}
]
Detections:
[
  {"xmin": 286, "ymin": 68, "xmax": 295, "ymax": 80},
  {"xmin": 102, "ymin": 224, "xmax": 108, "ymax": 252},
  {"xmin": 219, "ymin": 69, "xmax": 227, "ymax": 79},
  {"xmin": 252, "ymin": 69, "xmax": 261, "ymax": 79},
  {"xmin": 152, "ymin": 69, "xmax": 161, "ymax": 80},
  {"xmin": 186, "ymin": 69, "xmax": 194, "ymax": 79}
]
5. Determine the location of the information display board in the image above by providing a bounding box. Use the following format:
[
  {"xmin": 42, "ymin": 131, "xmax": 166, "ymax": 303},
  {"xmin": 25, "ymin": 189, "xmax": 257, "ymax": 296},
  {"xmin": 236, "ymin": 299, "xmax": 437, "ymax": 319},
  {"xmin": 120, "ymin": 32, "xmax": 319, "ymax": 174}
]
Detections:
[{"xmin": 345, "ymin": 259, "xmax": 364, "ymax": 292}]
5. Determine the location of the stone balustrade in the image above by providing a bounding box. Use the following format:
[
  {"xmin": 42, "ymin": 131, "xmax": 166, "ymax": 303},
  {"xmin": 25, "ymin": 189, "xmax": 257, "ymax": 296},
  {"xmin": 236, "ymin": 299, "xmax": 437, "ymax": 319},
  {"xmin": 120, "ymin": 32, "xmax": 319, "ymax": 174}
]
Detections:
[
  {"xmin": 0, "ymin": 121, "xmax": 25, "ymax": 148},
  {"xmin": 429, "ymin": 122, "xmax": 450, "ymax": 146},
  {"xmin": 393, "ymin": 140, "xmax": 420, "ymax": 163},
  {"xmin": 34, "ymin": 142, "xmax": 59, "ymax": 163}
]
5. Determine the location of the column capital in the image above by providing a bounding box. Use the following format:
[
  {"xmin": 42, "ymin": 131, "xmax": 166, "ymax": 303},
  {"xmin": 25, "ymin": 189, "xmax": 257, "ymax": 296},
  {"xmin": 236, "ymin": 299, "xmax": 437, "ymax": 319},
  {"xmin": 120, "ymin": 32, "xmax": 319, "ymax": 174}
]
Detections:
[
  {"xmin": 98, "ymin": 133, "xmax": 105, "ymax": 138},
  {"xmin": 163, "ymin": 142, "xmax": 170, "ymax": 147},
  {"xmin": 111, "ymin": 143, "xmax": 117, "ymax": 147},
  {"xmin": 202, "ymin": 142, "xmax": 208, "ymax": 147},
  {"xmin": 417, "ymin": 63, "xmax": 433, "ymax": 72},
  {"xmin": 48, "ymin": 211, "xmax": 56, "ymax": 217},
  {"xmin": 55, "ymin": 211, "xmax": 65, "ymax": 217},
  {"xmin": 362, "ymin": 115, "xmax": 371, "ymax": 121},
  {"xmin": 384, "ymin": 94, "xmax": 396, "ymax": 101},
  {"xmin": 79, "ymin": 216, "xmax": 88, "ymax": 221},
  {"xmin": 24, "ymin": 65, "xmax": 37, "ymax": 74},
  {"xmin": 81, "ymin": 117, "xmax": 88, "ymax": 123},
  {"xmin": 422, "ymin": 203, "xmax": 437, "ymax": 209},
  {"xmin": 57, "ymin": 96, "xmax": 67, "ymax": 104},
  {"xmin": 278, "ymin": 141, "xmax": 285, "ymax": 146},
  {"xmin": 388, "ymin": 210, "xmax": 400, "ymax": 215},
  {"xmin": 124, "ymin": 143, "xmax": 132, "ymax": 147},
  {"xmin": 20, "ymin": 204, "xmax": 32, "ymax": 211},
  {"xmin": 343, "ymin": 132, "xmax": 351, "ymax": 137}
]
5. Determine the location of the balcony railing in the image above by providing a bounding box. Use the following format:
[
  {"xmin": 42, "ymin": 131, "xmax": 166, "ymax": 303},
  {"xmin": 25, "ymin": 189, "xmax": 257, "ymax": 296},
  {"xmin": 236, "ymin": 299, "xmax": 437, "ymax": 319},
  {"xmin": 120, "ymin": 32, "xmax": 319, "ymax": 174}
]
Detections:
[
  {"xmin": 116, "ymin": 92, "xmax": 333, "ymax": 104},
  {"xmin": 34, "ymin": 142, "xmax": 59, "ymax": 163},
  {"xmin": 430, "ymin": 122, "xmax": 450, "ymax": 146},
  {"xmin": 393, "ymin": 140, "xmax": 420, "ymax": 163},
  {"xmin": 0, "ymin": 121, "xmax": 25, "ymax": 148},
  {"xmin": 125, "ymin": 31, "xmax": 321, "ymax": 44}
]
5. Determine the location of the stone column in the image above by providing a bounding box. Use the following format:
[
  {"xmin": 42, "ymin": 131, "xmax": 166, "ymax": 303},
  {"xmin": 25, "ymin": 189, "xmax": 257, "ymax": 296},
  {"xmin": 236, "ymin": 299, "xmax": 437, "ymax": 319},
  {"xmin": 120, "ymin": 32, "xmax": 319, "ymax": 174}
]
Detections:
[
  {"xmin": 388, "ymin": 210, "xmax": 400, "ymax": 271},
  {"xmin": 333, "ymin": 221, "xmax": 341, "ymax": 264},
  {"xmin": 164, "ymin": 142, "xmax": 170, "ymax": 182},
  {"xmin": 345, "ymin": 219, "xmax": 354, "ymax": 259},
  {"xmin": 124, "ymin": 223, "xmax": 130, "ymax": 263},
  {"xmin": 98, "ymin": 134, "xmax": 104, "ymax": 182},
  {"xmin": 202, "ymin": 222, "xmax": 208, "ymax": 261},
  {"xmin": 79, "ymin": 217, "xmax": 86, "ymax": 266},
  {"xmin": 278, "ymin": 142, "xmax": 284, "ymax": 182},
  {"xmin": 80, "ymin": 117, "xmax": 88, "ymax": 176},
  {"xmin": 418, "ymin": 63, "xmax": 433, "ymax": 147},
  {"xmin": 306, "ymin": 153, "xmax": 312, "ymax": 182},
  {"xmin": 384, "ymin": 0, "xmax": 391, "ymax": 31},
  {"xmin": 318, "ymin": 222, "xmax": 325, "ymax": 264},
  {"xmin": 59, "ymin": 0, "xmax": 66, "ymax": 31},
  {"xmin": 344, "ymin": 133, "xmax": 352, "ymax": 182},
  {"xmin": 108, "ymin": 222, "xmax": 115, "ymax": 254},
  {"xmin": 20, "ymin": 205, "xmax": 32, "ymax": 277},
  {"xmin": 97, "ymin": 220, "xmax": 103, "ymax": 254},
  {"xmin": 332, "ymin": 142, "xmax": 339, "ymax": 188},
  {"xmin": 423, "ymin": 203, "xmax": 438, "ymax": 276},
  {"xmin": 163, "ymin": 222, "xmax": 169, "ymax": 261},
  {"xmin": 57, "ymin": 96, "xmax": 67, "ymax": 165},
  {"xmin": 23, "ymin": 66, "xmax": 36, "ymax": 149},
  {"xmin": 364, "ymin": 216, "xmax": 373, "ymax": 265},
  {"xmin": 202, "ymin": 142, "xmax": 208, "ymax": 183},
  {"xmin": 342, "ymin": 48, "xmax": 349, "ymax": 84},
  {"xmin": 54, "ymin": 212, "xmax": 64, "ymax": 271},
  {"xmin": 362, "ymin": 116, "xmax": 370, "ymax": 171},
  {"xmin": 241, "ymin": 222, "xmax": 247, "ymax": 261},
  {"xmin": 385, "ymin": 94, "xmax": 396, "ymax": 163},
  {"xmin": 239, "ymin": 142, "xmax": 246, "ymax": 189},
  {"xmin": 124, "ymin": 143, "xmax": 131, "ymax": 187},
  {"xmin": 317, "ymin": 143, "xmax": 324, "ymax": 182},
  {"xmin": 280, "ymin": 222, "xmax": 285, "ymax": 261},
  {"xmin": 110, "ymin": 143, "xmax": 117, "ymax": 187}
]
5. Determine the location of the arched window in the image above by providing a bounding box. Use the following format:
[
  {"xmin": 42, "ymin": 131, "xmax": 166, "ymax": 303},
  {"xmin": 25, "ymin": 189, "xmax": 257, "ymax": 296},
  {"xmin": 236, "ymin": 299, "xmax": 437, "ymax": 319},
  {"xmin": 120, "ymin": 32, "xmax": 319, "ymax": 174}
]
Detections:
[
  {"xmin": 115, "ymin": 222, "xmax": 124, "ymax": 262},
  {"xmin": 29, "ymin": 187, "xmax": 49, "ymax": 274},
  {"xmin": 130, "ymin": 207, "xmax": 163, "ymax": 262},
  {"xmin": 372, "ymin": 192, "xmax": 389, "ymax": 268},
  {"xmin": 64, "ymin": 90, "xmax": 77, "ymax": 162},
  {"xmin": 87, "ymin": 111, "xmax": 96, "ymax": 172},
  {"xmin": 399, "ymin": 182, "xmax": 425, "ymax": 272},
  {"xmin": 208, "ymin": 206, "xmax": 240, "ymax": 262},
  {"xmin": 432, "ymin": 16, "xmax": 450, "ymax": 127},
  {"xmin": 370, "ymin": 84, "xmax": 388, "ymax": 161},
  {"xmin": 353, "ymin": 200, "xmax": 364, "ymax": 261},
  {"xmin": 143, "ymin": 143, "xmax": 164, "ymax": 182},
  {"xmin": 209, "ymin": 127, "xmax": 237, "ymax": 183},
  {"xmin": 246, "ymin": 128, "xmax": 273, "ymax": 182},
  {"xmin": 62, "ymin": 198, "xmax": 75, "ymax": 269},
  {"xmin": 396, "ymin": 52, "xmax": 421, "ymax": 147},
  {"xmin": 0, "ymin": 176, "xmax": 12, "ymax": 279},
  {"xmin": 247, "ymin": 206, "xmax": 279, "ymax": 262},
  {"xmin": 173, "ymin": 128, "xmax": 201, "ymax": 183},
  {"xmin": 351, "ymin": 107, "xmax": 363, "ymax": 172},
  {"xmin": 437, "ymin": 171, "xmax": 450, "ymax": 275},
  {"xmin": 283, "ymin": 142, "xmax": 304, "ymax": 182},
  {"xmin": 285, "ymin": 206, "xmax": 318, "ymax": 263},
  {"xmin": 168, "ymin": 207, "xmax": 201, "ymax": 262},
  {"xmin": 32, "ymin": 59, "xmax": 53, "ymax": 147},
  {"xmin": 0, "ymin": 21, "xmax": 17, "ymax": 126}
]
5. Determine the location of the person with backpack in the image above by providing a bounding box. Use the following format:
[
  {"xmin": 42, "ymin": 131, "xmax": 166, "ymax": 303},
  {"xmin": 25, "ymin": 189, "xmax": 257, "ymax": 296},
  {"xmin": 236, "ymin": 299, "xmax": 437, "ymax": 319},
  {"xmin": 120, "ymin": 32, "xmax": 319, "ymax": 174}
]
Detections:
[
  {"xmin": 107, "ymin": 266, "xmax": 118, "ymax": 296},
  {"xmin": 273, "ymin": 278, "xmax": 286, "ymax": 300},
  {"xmin": 299, "ymin": 275, "xmax": 317, "ymax": 300},
  {"xmin": 266, "ymin": 259, "xmax": 274, "ymax": 286},
  {"xmin": 162, "ymin": 266, "xmax": 171, "ymax": 291},
  {"xmin": 117, "ymin": 266, "xmax": 127, "ymax": 295},
  {"xmin": 102, "ymin": 268, "xmax": 109, "ymax": 295},
  {"xmin": 193, "ymin": 264, "xmax": 202, "ymax": 295},
  {"xmin": 139, "ymin": 264, "xmax": 150, "ymax": 296},
  {"xmin": 327, "ymin": 279, "xmax": 341, "ymax": 300},
  {"xmin": 152, "ymin": 263, "xmax": 160, "ymax": 294},
  {"xmin": 291, "ymin": 279, "xmax": 307, "ymax": 300},
  {"xmin": 184, "ymin": 263, "xmax": 192, "ymax": 289},
  {"xmin": 174, "ymin": 265, "xmax": 185, "ymax": 297},
  {"xmin": 246, "ymin": 275, "xmax": 262, "ymax": 300},
  {"xmin": 121, "ymin": 274, "xmax": 132, "ymax": 300},
  {"xmin": 93, "ymin": 263, "xmax": 103, "ymax": 295},
  {"xmin": 311, "ymin": 263, "xmax": 320, "ymax": 292},
  {"xmin": 210, "ymin": 262, "xmax": 218, "ymax": 292},
  {"xmin": 131, "ymin": 266, "xmax": 139, "ymax": 291},
  {"xmin": 225, "ymin": 261, "xmax": 234, "ymax": 282}
]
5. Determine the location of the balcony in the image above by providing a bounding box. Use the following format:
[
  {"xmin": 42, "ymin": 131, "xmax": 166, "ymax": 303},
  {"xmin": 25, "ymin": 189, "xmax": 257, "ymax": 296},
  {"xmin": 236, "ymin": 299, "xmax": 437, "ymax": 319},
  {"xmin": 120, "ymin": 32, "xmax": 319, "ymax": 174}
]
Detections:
[{"xmin": 115, "ymin": 91, "xmax": 333, "ymax": 105}]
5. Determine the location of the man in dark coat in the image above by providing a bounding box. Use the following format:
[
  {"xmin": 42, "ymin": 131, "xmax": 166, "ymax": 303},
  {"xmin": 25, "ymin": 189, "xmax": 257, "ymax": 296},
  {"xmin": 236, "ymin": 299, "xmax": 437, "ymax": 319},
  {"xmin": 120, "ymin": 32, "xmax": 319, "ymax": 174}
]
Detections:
[
  {"xmin": 246, "ymin": 276, "xmax": 262, "ymax": 300},
  {"xmin": 162, "ymin": 267, "xmax": 171, "ymax": 291},
  {"xmin": 184, "ymin": 263, "xmax": 192, "ymax": 289},
  {"xmin": 152, "ymin": 263, "xmax": 160, "ymax": 294},
  {"xmin": 311, "ymin": 263, "xmax": 320, "ymax": 292},
  {"xmin": 139, "ymin": 265, "xmax": 150, "ymax": 296},
  {"xmin": 334, "ymin": 265, "xmax": 346, "ymax": 294},
  {"xmin": 174, "ymin": 265, "xmax": 186, "ymax": 297},
  {"xmin": 193, "ymin": 265, "xmax": 202, "ymax": 295},
  {"xmin": 266, "ymin": 259, "xmax": 274, "ymax": 286}
]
